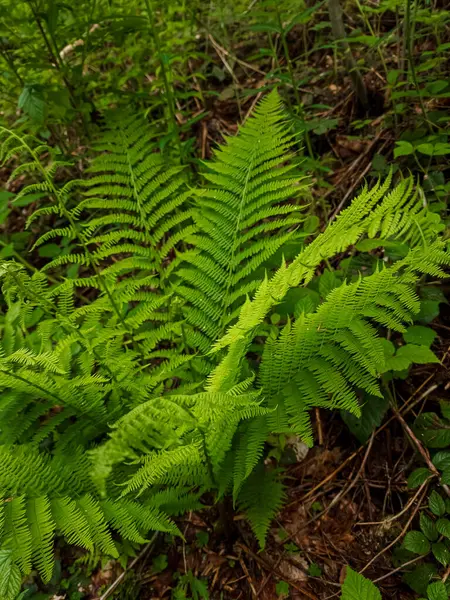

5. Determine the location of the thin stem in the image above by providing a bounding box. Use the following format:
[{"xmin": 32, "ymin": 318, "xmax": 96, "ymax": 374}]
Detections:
[
  {"xmin": 0, "ymin": 239, "xmax": 57, "ymax": 279},
  {"xmin": 167, "ymin": 400, "xmax": 216, "ymax": 486},
  {"xmin": 80, "ymin": 0, "xmax": 97, "ymax": 74},
  {"xmin": 143, "ymin": 0, "xmax": 182, "ymax": 161},
  {"xmin": 275, "ymin": 6, "xmax": 313, "ymax": 158},
  {"xmin": 25, "ymin": 0, "xmax": 90, "ymax": 137},
  {"xmin": 0, "ymin": 47, "xmax": 23, "ymax": 85},
  {"xmin": 25, "ymin": 0, "xmax": 62, "ymax": 72},
  {"xmin": 354, "ymin": 0, "xmax": 388, "ymax": 79},
  {"xmin": 0, "ymin": 368, "xmax": 65, "ymax": 405},
  {"xmin": 404, "ymin": 0, "xmax": 432, "ymax": 132},
  {"xmin": 328, "ymin": 0, "xmax": 368, "ymax": 110}
]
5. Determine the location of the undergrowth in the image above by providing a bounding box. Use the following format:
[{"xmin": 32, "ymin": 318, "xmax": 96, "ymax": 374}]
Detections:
[{"xmin": 0, "ymin": 90, "xmax": 448, "ymax": 598}]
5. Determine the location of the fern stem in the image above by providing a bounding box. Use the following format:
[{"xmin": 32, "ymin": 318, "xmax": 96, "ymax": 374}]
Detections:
[
  {"xmin": 218, "ymin": 151, "xmax": 254, "ymax": 339},
  {"xmin": 328, "ymin": 0, "xmax": 368, "ymax": 110},
  {"xmin": 0, "ymin": 368, "xmax": 65, "ymax": 406},
  {"xmin": 119, "ymin": 127, "xmax": 165, "ymax": 283},
  {"xmin": 0, "ymin": 239, "xmax": 57, "ymax": 283},
  {"xmin": 0, "ymin": 45, "xmax": 23, "ymax": 86},
  {"xmin": 166, "ymin": 399, "xmax": 216, "ymax": 485}
]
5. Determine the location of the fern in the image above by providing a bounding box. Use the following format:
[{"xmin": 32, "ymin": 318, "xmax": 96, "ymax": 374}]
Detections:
[
  {"xmin": 256, "ymin": 242, "xmax": 448, "ymax": 444},
  {"xmin": 175, "ymin": 90, "xmax": 308, "ymax": 350},
  {"xmin": 0, "ymin": 91, "xmax": 448, "ymax": 595},
  {"xmin": 237, "ymin": 465, "xmax": 285, "ymax": 548},
  {"xmin": 78, "ymin": 112, "xmax": 195, "ymax": 282}
]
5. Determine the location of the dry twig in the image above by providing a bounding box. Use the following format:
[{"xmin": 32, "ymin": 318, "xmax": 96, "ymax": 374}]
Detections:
[
  {"xmin": 97, "ymin": 534, "xmax": 158, "ymax": 600},
  {"xmin": 359, "ymin": 481, "xmax": 429, "ymax": 575}
]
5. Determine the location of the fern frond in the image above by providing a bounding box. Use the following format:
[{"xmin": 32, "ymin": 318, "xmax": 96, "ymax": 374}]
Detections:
[
  {"xmin": 76, "ymin": 495, "xmax": 118, "ymax": 558},
  {"xmin": 257, "ymin": 241, "xmax": 449, "ymax": 444},
  {"xmin": 78, "ymin": 112, "xmax": 192, "ymax": 278},
  {"xmin": 2, "ymin": 496, "xmax": 32, "ymax": 575},
  {"xmin": 50, "ymin": 497, "xmax": 94, "ymax": 551},
  {"xmin": 237, "ymin": 466, "xmax": 285, "ymax": 549},
  {"xmin": 175, "ymin": 90, "xmax": 307, "ymax": 350},
  {"xmin": 0, "ymin": 550, "xmax": 22, "ymax": 600},
  {"xmin": 232, "ymin": 416, "xmax": 268, "ymax": 502},
  {"xmin": 26, "ymin": 496, "xmax": 55, "ymax": 582}
]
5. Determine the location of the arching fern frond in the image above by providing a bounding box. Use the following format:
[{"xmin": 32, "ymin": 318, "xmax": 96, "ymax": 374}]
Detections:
[
  {"xmin": 174, "ymin": 90, "xmax": 308, "ymax": 350},
  {"xmin": 258, "ymin": 239, "xmax": 449, "ymax": 445}
]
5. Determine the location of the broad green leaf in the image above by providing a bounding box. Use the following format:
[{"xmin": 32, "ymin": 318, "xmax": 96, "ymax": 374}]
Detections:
[
  {"xmin": 403, "ymin": 326, "xmax": 437, "ymax": 348},
  {"xmin": 429, "ymin": 491, "xmax": 446, "ymax": 517},
  {"xmin": 18, "ymin": 85, "xmax": 46, "ymax": 123},
  {"xmin": 346, "ymin": 34, "xmax": 381, "ymax": 47},
  {"xmin": 418, "ymin": 300, "xmax": 441, "ymax": 323},
  {"xmin": 441, "ymin": 469, "xmax": 450, "ymax": 485},
  {"xmin": 403, "ymin": 563, "xmax": 437, "ymax": 595},
  {"xmin": 394, "ymin": 141, "xmax": 414, "ymax": 158},
  {"xmin": 340, "ymin": 567, "xmax": 381, "ymax": 600},
  {"xmin": 418, "ymin": 287, "xmax": 447, "ymax": 323},
  {"xmin": 275, "ymin": 580, "xmax": 290, "ymax": 597},
  {"xmin": 408, "ymin": 468, "xmax": 432, "ymax": 489},
  {"xmin": 396, "ymin": 344, "xmax": 440, "ymax": 365},
  {"xmin": 387, "ymin": 70, "xmax": 401, "ymax": 85},
  {"xmin": 414, "ymin": 414, "xmax": 450, "ymax": 449},
  {"xmin": 151, "ymin": 554, "xmax": 168, "ymax": 574},
  {"xmin": 426, "ymin": 80, "xmax": 449, "ymax": 94},
  {"xmin": 420, "ymin": 513, "xmax": 438, "ymax": 541},
  {"xmin": 307, "ymin": 562, "xmax": 322, "ymax": 577},
  {"xmin": 310, "ymin": 118, "xmax": 339, "ymax": 135},
  {"xmin": 427, "ymin": 581, "xmax": 448, "ymax": 600},
  {"xmin": 403, "ymin": 531, "xmax": 431, "ymax": 555},
  {"xmin": 436, "ymin": 518, "xmax": 450, "ymax": 539},
  {"xmin": 432, "ymin": 541, "xmax": 450, "ymax": 566},
  {"xmin": 439, "ymin": 401, "xmax": 450, "ymax": 420},
  {"xmin": 13, "ymin": 191, "xmax": 47, "ymax": 208},
  {"xmin": 0, "ymin": 191, "xmax": 14, "ymax": 205},
  {"xmin": 38, "ymin": 244, "xmax": 61, "ymax": 258},
  {"xmin": 433, "ymin": 451, "xmax": 450, "ymax": 471},
  {"xmin": 416, "ymin": 143, "xmax": 434, "ymax": 156},
  {"xmin": 342, "ymin": 395, "xmax": 388, "ymax": 444},
  {"xmin": 303, "ymin": 215, "xmax": 319, "ymax": 233},
  {"xmin": 433, "ymin": 143, "xmax": 450, "ymax": 156}
]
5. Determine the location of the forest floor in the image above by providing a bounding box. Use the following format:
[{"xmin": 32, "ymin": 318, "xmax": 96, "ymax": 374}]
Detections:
[{"xmin": 2, "ymin": 2, "xmax": 450, "ymax": 598}]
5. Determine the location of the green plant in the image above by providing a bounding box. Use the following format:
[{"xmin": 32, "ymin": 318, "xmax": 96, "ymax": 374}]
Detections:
[
  {"xmin": 0, "ymin": 91, "xmax": 448, "ymax": 599},
  {"xmin": 340, "ymin": 567, "xmax": 449, "ymax": 600},
  {"xmin": 275, "ymin": 579, "xmax": 290, "ymax": 597},
  {"xmin": 172, "ymin": 570, "xmax": 209, "ymax": 600},
  {"xmin": 397, "ymin": 422, "xmax": 450, "ymax": 596},
  {"xmin": 340, "ymin": 568, "xmax": 380, "ymax": 600}
]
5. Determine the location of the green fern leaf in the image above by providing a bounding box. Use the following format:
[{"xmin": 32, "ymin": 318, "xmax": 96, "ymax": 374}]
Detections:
[
  {"xmin": 51, "ymin": 497, "xmax": 93, "ymax": 551},
  {"xmin": 26, "ymin": 496, "xmax": 55, "ymax": 583},
  {"xmin": 237, "ymin": 465, "xmax": 284, "ymax": 549},
  {"xmin": 76, "ymin": 495, "xmax": 118, "ymax": 558},
  {"xmin": 0, "ymin": 550, "xmax": 22, "ymax": 600},
  {"xmin": 176, "ymin": 90, "xmax": 307, "ymax": 349}
]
